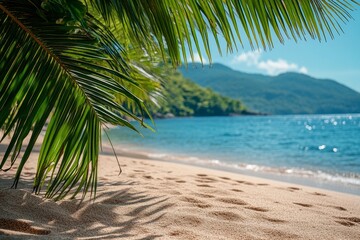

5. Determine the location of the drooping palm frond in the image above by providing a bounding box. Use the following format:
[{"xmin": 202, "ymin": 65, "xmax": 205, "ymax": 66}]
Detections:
[
  {"xmin": 0, "ymin": 0, "xmax": 150, "ymax": 200},
  {"xmin": 88, "ymin": 0, "xmax": 359, "ymax": 64}
]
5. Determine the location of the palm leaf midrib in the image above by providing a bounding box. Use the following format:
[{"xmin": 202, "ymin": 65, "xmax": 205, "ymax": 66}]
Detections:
[{"xmin": 0, "ymin": 3, "xmax": 99, "ymax": 118}]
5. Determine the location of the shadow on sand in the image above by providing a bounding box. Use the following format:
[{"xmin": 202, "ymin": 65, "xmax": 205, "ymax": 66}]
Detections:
[{"xmin": 0, "ymin": 176, "xmax": 172, "ymax": 239}]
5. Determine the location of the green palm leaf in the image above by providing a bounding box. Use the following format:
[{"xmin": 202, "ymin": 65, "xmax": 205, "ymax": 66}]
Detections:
[
  {"xmin": 89, "ymin": 0, "xmax": 358, "ymax": 64},
  {"xmin": 0, "ymin": 0, "xmax": 148, "ymax": 200}
]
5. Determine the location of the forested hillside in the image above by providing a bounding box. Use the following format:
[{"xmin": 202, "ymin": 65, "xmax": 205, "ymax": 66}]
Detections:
[
  {"xmin": 180, "ymin": 63, "xmax": 360, "ymax": 114},
  {"xmin": 147, "ymin": 70, "xmax": 248, "ymax": 117}
]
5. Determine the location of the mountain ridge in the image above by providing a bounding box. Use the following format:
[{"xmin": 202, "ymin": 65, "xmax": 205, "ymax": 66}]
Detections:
[{"xmin": 179, "ymin": 63, "xmax": 360, "ymax": 114}]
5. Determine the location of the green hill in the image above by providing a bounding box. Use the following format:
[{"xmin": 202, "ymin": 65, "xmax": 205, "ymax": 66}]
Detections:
[
  {"xmin": 179, "ymin": 63, "xmax": 360, "ymax": 114},
  {"xmin": 147, "ymin": 70, "xmax": 248, "ymax": 117}
]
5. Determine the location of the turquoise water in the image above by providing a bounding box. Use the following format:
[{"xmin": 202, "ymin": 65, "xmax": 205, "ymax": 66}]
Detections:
[{"xmin": 107, "ymin": 114, "xmax": 360, "ymax": 195}]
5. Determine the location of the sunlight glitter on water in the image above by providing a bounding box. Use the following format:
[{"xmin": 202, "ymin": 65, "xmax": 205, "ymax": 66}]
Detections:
[{"xmin": 107, "ymin": 114, "xmax": 360, "ymax": 194}]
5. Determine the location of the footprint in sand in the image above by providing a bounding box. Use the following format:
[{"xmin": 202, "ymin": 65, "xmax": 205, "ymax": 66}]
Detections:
[
  {"xmin": 197, "ymin": 174, "xmax": 208, "ymax": 177},
  {"xmin": 0, "ymin": 219, "xmax": 50, "ymax": 235},
  {"xmin": 175, "ymin": 180, "xmax": 186, "ymax": 183},
  {"xmin": 263, "ymin": 217, "xmax": 287, "ymax": 223},
  {"xmin": 329, "ymin": 206, "xmax": 347, "ymax": 211},
  {"xmin": 169, "ymin": 230, "xmax": 182, "ymax": 237},
  {"xmin": 335, "ymin": 220, "xmax": 356, "ymax": 227},
  {"xmin": 293, "ymin": 202, "xmax": 312, "ymax": 208},
  {"xmin": 235, "ymin": 180, "xmax": 255, "ymax": 185},
  {"xmin": 243, "ymin": 182, "xmax": 255, "ymax": 185},
  {"xmin": 195, "ymin": 179, "xmax": 216, "ymax": 184},
  {"xmin": 235, "ymin": 180, "xmax": 256, "ymax": 186},
  {"xmin": 196, "ymin": 184, "xmax": 213, "ymax": 188},
  {"xmin": 334, "ymin": 216, "xmax": 360, "ymax": 227},
  {"xmin": 245, "ymin": 206, "xmax": 269, "ymax": 212},
  {"xmin": 219, "ymin": 176, "xmax": 231, "ymax": 180},
  {"xmin": 165, "ymin": 177, "xmax": 177, "ymax": 180},
  {"xmin": 288, "ymin": 187, "xmax": 301, "ymax": 191},
  {"xmin": 195, "ymin": 203, "xmax": 212, "ymax": 209},
  {"xmin": 257, "ymin": 183, "xmax": 269, "ymax": 186},
  {"xmin": 210, "ymin": 211, "xmax": 243, "ymax": 221},
  {"xmin": 195, "ymin": 175, "xmax": 218, "ymax": 182},
  {"xmin": 230, "ymin": 189, "xmax": 243, "ymax": 193},
  {"xmin": 217, "ymin": 198, "xmax": 247, "ymax": 206},
  {"xmin": 311, "ymin": 192, "xmax": 327, "ymax": 196}
]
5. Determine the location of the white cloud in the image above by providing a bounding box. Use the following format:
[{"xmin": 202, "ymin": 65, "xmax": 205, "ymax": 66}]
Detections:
[
  {"xmin": 231, "ymin": 51, "xmax": 308, "ymax": 75},
  {"xmin": 299, "ymin": 66, "xmax": 308, "ymax": 74},
  {"xmin": 188, "ymin": 52, "xmax": 207, "ymax": 64},
  {"xmin": 232, "ymin": 50, "xmax": 261, "ymax": 66},
  {"xmin": 258, "ymin": 59, "xmax": 298, "ymax": 75}
]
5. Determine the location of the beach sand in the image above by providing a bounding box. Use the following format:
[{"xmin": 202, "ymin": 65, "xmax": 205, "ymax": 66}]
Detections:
[{"xmin": 1, "ymin": 137, "xmax": 360, "ymax": 239}]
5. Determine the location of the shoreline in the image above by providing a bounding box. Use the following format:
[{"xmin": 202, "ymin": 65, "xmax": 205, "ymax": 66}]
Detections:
[
  {"xmin": 101, "ymin": 142, "xmax": 360, "ymax": 196},
  {"xmin": 105, "ymin": 114, "xmax": 360, "ymax": 197}
]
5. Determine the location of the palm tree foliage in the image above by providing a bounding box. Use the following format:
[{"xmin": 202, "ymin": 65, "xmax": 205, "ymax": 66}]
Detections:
[
  {"xmin": 0, "ymin": 0, "xmax": 150, "ymax": 200},
  {"xmin": 0, "ymin": 0, "xmax": 358, "ymax": 200}
]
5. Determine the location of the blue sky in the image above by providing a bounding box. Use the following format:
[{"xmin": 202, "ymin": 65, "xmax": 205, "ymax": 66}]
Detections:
[{"xmin": 188, "ymin": 9, "xmax": 360, "ymax": 92}]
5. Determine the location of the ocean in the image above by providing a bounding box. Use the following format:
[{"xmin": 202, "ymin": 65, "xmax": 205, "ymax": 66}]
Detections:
[{"xmin": 106, "ymin": 114, "xmax": 360, "ymax": 195}]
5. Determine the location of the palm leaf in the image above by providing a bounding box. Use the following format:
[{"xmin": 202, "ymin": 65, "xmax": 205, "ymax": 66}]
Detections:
[
  {"xmin": 0, "ymin": 0, "xmax": 149, "ymax": 200},
  {"xmin": 88, "ymin": 0, "xmax": 359, "ymax": 65}
]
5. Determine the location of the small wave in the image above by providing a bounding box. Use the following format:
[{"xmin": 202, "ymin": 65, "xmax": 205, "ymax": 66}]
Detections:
[
  {"xmin": 120, "ymin": 147, "xmax": 360, "ymax": 187},
  {"xmin": 235, "ymin": 163, "xmax": 360, "ymax": 186},
  {"xmin": 314, "ymin": 172, "xmax": 360, "ymax": 185},
  {"xmin": 143, "ymin": 151, "xmax": 360, "ymax": 187},
  {"xmin": 145, "ymin": 152, "xmax": 203, "ymax": 163},
  {"xmin": 147, "ymin": 153, "xmax": 168, "ymax": 159}
]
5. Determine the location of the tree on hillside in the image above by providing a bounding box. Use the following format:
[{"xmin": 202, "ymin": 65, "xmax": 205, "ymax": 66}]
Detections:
[{"xmin": 0, "ymin": 0, "xmax": 358, "ymax": 200}]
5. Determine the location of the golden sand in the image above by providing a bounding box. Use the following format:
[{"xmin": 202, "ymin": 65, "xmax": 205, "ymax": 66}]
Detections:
[{"xmin": 1, "ymin": 137, "xmax": 360, "ymax": 239}]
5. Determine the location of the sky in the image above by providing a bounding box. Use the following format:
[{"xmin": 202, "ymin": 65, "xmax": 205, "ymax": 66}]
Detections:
[{"xmin": 187, "ymin": 9, "xmax": 360, "ymax": 92}]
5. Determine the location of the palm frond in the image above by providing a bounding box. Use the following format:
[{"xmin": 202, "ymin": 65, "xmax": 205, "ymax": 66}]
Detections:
[
  {"xmin": 0, "ymin": 0, "xmax": 149, "ymax": 200},
  {"xmin": 88, "ymin": 0, "xmax": 359, "ymax": 65}
]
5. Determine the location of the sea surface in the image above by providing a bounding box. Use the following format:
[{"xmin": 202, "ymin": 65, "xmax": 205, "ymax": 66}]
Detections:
[{"xmin": 106, "ymin": 114, "xmax": 360, "ymax": 195}]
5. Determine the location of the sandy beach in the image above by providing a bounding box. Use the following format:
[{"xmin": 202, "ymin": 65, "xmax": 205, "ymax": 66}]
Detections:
[{"xmin": 1, "ymin": 137, "xmax": 360, "ymax": 239}]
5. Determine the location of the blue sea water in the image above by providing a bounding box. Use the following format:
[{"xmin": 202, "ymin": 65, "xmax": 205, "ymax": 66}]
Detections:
[{"xmin": 106, "ymin": 114, "xmax": 360, "ymax": 195}]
